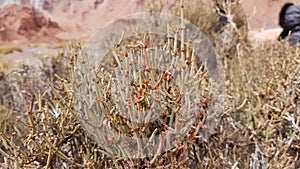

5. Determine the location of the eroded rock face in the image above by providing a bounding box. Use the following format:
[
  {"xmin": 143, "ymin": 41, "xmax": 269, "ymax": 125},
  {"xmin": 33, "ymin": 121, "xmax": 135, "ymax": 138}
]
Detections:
[{"xmin": 0, "ymin": 4, "xmax": 61, "ymax": 43}]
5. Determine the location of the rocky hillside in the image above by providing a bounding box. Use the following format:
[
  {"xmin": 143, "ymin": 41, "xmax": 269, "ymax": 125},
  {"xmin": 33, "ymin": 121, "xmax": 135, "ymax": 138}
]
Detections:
[{"xmin": 0, "ymin": 4, "xmax": 61, "ymax": 45}]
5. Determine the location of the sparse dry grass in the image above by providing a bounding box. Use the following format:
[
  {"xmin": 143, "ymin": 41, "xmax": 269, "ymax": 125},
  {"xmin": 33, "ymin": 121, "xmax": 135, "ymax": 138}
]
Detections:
[
  {"xmin": 0, "ymin": 46, "xmax": 22, "ymax": 55},
  {"xmin": 0, "ymin": 56, "xmax": 12, "ymax": 72},
  {"xmin": 46, "ymin": 41, "xmax": 69, "ymax": 49}
]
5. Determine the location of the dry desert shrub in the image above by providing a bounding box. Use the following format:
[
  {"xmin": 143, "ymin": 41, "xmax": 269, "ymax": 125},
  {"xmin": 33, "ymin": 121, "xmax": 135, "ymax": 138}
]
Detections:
[{"xmin": 0, "ymin": 0, "xmax": 299, "ymax": 169}]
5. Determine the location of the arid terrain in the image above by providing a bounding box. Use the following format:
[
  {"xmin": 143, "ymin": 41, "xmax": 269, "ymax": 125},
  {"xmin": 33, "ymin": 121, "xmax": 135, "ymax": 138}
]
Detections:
[
  {"xmin": 0, "ymin": 0, "xmax": 298, "ymax": 67},
  {"xmin": 0, "ymin": 0, "xmax": 299, "ymax": 46}
]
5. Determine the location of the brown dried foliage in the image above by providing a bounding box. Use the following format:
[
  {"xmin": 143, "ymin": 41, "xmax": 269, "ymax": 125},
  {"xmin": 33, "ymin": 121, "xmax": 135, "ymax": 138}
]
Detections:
[{"xmin": 0, "ymin": 0, "xmax": 299, "ymax": 168}]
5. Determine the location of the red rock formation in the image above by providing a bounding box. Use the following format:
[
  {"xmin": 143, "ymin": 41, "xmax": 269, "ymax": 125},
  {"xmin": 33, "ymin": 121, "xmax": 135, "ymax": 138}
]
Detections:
[{"xmin": 0, "ymin": 4, "xmax": 62, "ymax": 43}]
